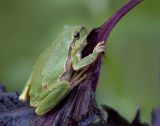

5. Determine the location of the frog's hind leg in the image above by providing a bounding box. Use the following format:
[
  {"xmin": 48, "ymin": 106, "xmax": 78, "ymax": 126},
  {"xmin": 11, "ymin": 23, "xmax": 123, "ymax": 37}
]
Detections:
[{"xmin": 35, "ymin": 80, "xmax": 70, "ymax": 115}]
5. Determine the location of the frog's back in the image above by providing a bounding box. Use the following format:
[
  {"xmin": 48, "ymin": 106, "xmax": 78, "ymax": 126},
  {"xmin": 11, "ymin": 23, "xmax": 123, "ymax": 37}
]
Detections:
[
  {"xmin": 29, "ymin": 26, "xmax": 81, "ymax": 105},
  {"xmin": 32, "ymin": 26, "xmax": 81, "ymax": 82}
]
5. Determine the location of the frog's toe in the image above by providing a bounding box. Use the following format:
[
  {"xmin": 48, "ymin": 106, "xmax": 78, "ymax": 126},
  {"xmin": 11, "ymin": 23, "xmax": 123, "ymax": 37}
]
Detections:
[
  {"xmin": 19, "ymin": 93, "xmax": 28, "ymax": 102},
  {"xmin": 30, "ymin": 98, "xmax": 39, "ymax": 107}
]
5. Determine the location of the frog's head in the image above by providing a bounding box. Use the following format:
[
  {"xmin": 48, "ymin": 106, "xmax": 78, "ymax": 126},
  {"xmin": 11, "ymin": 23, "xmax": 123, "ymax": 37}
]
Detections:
[{"xmin": 72, "ymin": 26, "xmax": 88, "ymax": 46}]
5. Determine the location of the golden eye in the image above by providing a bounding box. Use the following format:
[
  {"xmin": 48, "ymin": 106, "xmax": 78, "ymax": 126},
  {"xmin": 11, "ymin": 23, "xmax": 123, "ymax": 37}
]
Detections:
[{"xmin": 73, "ymin": 32, "xmax": 80, "ymax": 40}]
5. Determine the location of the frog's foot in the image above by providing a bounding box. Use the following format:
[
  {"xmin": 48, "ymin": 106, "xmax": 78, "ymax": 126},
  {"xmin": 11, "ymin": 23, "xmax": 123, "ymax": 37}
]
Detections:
[
  {"xmin": 70, "ymin": 74, "xmax": 87, "ymax": 88},
  {"xmin": 30, "ymin": 101, "xmax": 39, "ymax": 107},
  {"xmin": 70, "ymin": 66, "xmax": 89, "ymax": 82},
  {"xmin": 94, "ymin": 41, "xmax": 106, "ymax": 54},
  {"xmin": 70, "ymin": 66, "xmax": 89, "ymax": 88}
]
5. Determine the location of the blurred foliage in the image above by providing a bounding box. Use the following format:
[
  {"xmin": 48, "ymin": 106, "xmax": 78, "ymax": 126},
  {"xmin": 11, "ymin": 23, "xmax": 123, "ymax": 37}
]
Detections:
[{"xmin": 0, "ymin": 0, "xmax": 159, "ymax": 124}]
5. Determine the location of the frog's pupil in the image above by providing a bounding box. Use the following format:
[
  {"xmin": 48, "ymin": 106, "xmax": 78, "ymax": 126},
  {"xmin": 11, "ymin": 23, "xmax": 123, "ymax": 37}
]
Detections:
[{"xmin": 74, "ymin": 32, "xmax": 80, "ymax": 40}]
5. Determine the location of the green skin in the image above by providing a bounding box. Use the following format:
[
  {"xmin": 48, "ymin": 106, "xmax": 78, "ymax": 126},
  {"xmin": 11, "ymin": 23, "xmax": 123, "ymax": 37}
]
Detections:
[{"xmin": 19, "ymin": 25, "xmax": 105, "ymax": 115}]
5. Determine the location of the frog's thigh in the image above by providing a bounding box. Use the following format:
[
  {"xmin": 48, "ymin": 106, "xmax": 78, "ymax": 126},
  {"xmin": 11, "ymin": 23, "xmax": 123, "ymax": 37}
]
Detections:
[{"xmin": 35, "ymin": 80, "xmax": 70, "ymax": 115}]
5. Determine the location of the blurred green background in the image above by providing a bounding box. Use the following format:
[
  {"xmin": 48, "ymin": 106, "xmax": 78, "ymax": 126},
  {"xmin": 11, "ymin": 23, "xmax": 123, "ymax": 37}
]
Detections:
[{"xmin": 0, "ymin": 0, "xmax": 159, "ymax": 124}]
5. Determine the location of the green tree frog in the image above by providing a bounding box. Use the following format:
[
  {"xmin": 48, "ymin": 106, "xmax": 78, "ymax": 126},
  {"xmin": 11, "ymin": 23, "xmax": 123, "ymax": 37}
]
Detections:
[{"xmin": 19, "ymin": 26, "xmax": 105, "ymax": 115}]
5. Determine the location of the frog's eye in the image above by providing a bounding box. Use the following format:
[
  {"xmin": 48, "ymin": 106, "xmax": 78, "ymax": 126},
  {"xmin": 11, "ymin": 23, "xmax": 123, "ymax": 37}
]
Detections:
[{"xmin": 73, "ymin": 32, "xmax": 80, "ymax": 40}]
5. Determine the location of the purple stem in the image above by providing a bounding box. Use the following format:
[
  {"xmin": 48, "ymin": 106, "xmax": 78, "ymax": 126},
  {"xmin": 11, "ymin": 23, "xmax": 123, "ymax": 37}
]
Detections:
[
  {"xmin": 85, "ymin": 0, "xmax": 143, "ymax": 91},
  {"xmin": 98, "ymin": 0, "xmax": 143, "ymax": 43}
]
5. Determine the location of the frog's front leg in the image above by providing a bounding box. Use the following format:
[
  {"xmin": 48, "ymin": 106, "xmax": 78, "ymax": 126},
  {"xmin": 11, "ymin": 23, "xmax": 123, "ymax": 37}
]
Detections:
[
  {"xmin": 35, "ymin": 80, "xmax": 70, "ymax": 115},
  {"xmin": 72, "ymin": 41, "xmax": 106, "ymax": 70}
]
